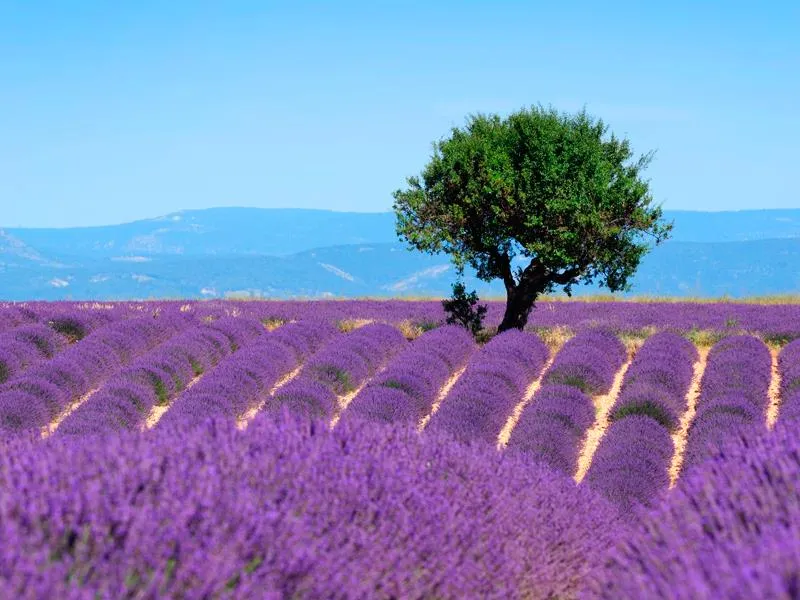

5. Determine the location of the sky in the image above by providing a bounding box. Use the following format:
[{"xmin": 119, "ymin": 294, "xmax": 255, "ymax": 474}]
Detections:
[{"xmin": 1, "ymin": 1, "xmax": 798, "ymax": 228}]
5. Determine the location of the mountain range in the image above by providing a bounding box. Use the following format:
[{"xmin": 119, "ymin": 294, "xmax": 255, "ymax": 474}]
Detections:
[{"xmin": 2, "ymin": 207, "xmax": 800, "ymax": 300}]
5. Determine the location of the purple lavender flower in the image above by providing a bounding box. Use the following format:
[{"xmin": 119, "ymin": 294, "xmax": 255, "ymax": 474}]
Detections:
[
  {"xmin": 0, "ymin": 411, "xmax": 622, "ymax": 598},
  {"xmin": 583, "ymin": 415, "xmax": 674, "ymax": 511},
  {"xmin": 268, "ymin": 376, "xmax": 340, "ymax": 420},
  {"xmin": 342, "ymin": 386, "xmax": 420, "ymax": 425},
  {"xmin": 586, "ymin": 424, "xmax": 800, "ymax": 599},
  {"xmin": 508, "ymin": 384, "xmax": 595, "ymax": 475},
  {"xmin": 544, "ymin": 330, "xmax": 626, "ymax": 395},
  {"xmin": 0, "ymin": 390, "xmax": 49, "ymax": 435}
]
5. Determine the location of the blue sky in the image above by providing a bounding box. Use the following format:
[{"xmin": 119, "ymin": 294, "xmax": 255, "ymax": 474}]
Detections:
[{"xmin": 1, "ymin": 1, "xmax": 798, "ymax": 228}]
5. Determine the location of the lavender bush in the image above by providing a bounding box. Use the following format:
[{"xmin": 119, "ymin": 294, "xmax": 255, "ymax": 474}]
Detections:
[
  {"xmin": 543, "ymin": 330, "xmax": 626, "ymax": 395},
  {"xmin": 0, "ymin": 412, "xmax": 622, "ymax": 599},
  {"xmin": 585, "ymin": 424, "xmax": 800, "ymax": 599},
  {"xmin": 426, "ymin": 330, "xmax": 548, "ymax": 444},
  {"xmin": 609, "ymin": 331, "xmax": 697, "ymax": 431},
  {"xmin": 682, "ymin": 335, "xmax": 770, "ymax": 472},
  {"xmin": 778, "ymin": 338, "xmax": 800, "ymax": 423},
  {"xmin": 507, "ymin": 383, "xmax": 595, "ymax": 475},
  {"xmin": 583, "ymin": 415, "xmax": 674, "ymax": 511}
]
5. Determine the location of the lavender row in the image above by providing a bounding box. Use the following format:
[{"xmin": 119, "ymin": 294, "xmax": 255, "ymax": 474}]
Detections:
[
  {"xmin": 162, "ymin": 320, "xmax": 339, "ymax": 426},
  {"xmin": 609, "ymin": 332, "xmax": 698, "ymax": 431},
  {"xmin": 270, "ymin": 323, "xmax": 408, "ymax": 419},
  {"xmin": 503, "ymin": 332, "xmax": 621, "ymax": 475},
  {"xmin": 343, "ymin": 324, "xmax": 476, "ymax": 425},
  {"xmin": 0, "ymin": 324, "xmax": 69, "ymax": 384},
  {"xmin": 588, "ymin": 425, "xmax": 800, "ymax": 598},
  {"xmin": 10, "ymin": 299, "xmax": 800, "ymax": 338},
  {"xmin": 144, "ymin": 299, "xmax": 800, "ymax": 338},
  {"xmin": 506, "ymin": 384, "xmax": 595, "ymax": 476},
  {"xmin": 0, "ymin": 305, "xmax": 39, "ymax": 333},
  {"xmin": 494, "ymin": 331, "xmax": 622, "ymax": 472},
  {"xmin": 583, "ymin": 415, "xmax": 674, "ymax": 511},
  {"xmin": 777, "ymin": 338, "xmax": 800, "ymax": 423},
  {"xmin": 56, "ymin": 318, "xmax": 268, "ymax": 436},
  {"xmin": 426, "ymin": 330, "xmax": 549, "ymax": 445},
  {"xmin": 0, "ymin": 413, "xmax": 621, "ymax": 598},
  {"xmin": 0, "ymin": 313, "xmax": 195, "ymax": 436},
  {"xmin": 576, "ymin": 333, "xmax": 697, "ymax": 507},
  {"xmin": 0, "ymin": 307, "xmax": 140, "ymax": 384},
  {"xmin": 543, "ymin": 330, "xmax": 626, "ymax": 395},
  {"xmin": 682, "ymin": 335, "xmax": 771, "ymax": 471}
]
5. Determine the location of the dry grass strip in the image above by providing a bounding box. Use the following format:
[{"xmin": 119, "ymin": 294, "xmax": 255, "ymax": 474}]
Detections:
[
  {"xmin": 237, "ymin": 365, "xmax": 304, "ymax": 430},
  {"xmin": 418, "ymin": 366, "xmax": 468, "ymax": 432},
  {"xmin": 535, "ymin": 326, "xmax": 574, "ymax": 355},
  {"xmin": 497, "ymin": 354, "xmax": 559, "ymax": 449},
  {"xmin": 766, "ymin": 345, "xmax": 782, "ymax": 430},
  {"xmin": 337, "ymin": 318, "xmax": 375, "ymax": 333},
  {"xmin": 42, "ymin": 387, "xmax": 99, "ymax": 439},
  {"xmin": 668, "ymin": 346, "xmax": 709, "ymax": 488},
  {"xmin": 574, "ymin": 346, "xmax": 640, "ymax": 484}
]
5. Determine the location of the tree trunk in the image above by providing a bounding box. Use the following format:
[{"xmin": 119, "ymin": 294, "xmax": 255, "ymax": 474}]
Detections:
[{"xmin": 497, "ymin": 284, "xmax": 538, "ymax": 332}]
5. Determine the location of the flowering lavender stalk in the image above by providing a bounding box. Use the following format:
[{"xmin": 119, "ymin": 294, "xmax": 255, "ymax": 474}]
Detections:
[
  {"xmin": 682, "ymin": 335, "xmax": 770, "ymax": 472},
  {"xmin": 582, "ymin": 415, "xmax": 674, "ymax": 511},
  {"xmin": 777, "ymin": 338, "xmax": 800, "ymax": 423},
  {"xmin": 585, "ymin": 424, "xmax": 800, "ymax": 599},
  {"xmin": 0, "ymin": 314, "xmax": 193, "ymax": 436},
  {"xmin": 507, "ymin": 383, "xmax": 595, "ymax": 475},
  {"xmin": 609, "ymin": 331, "xmax": 697, "ymax": 431},
  {"xmin": 303, "ymin": 323, "xmax": 406, "ymax": 395},
  {"xmin": 426, "ymin": 330, "xmax": 548, "ymax": 445},
  {"xmin": 343, "ymin": 324, "xmax": 475, "ymax": 425},
  {"xmin": 0, "ymin": 412, "xmax": 621, "ymax": 598},
  {"xmin": 543, "ymin": 330, "xmax": 626, "ymax": 395},
  {"xmin": 164, "ymin": 320, "xmax": 337, "ymax": 426}
]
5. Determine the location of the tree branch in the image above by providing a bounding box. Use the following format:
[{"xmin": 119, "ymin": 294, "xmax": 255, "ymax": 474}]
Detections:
[
  {"xmin": 494, "ymin": 251, "xmax": 516, "ymax": 292},
  {"xmin": 551, "ymin": 267, "xmax": 582, "ymax": 285}
]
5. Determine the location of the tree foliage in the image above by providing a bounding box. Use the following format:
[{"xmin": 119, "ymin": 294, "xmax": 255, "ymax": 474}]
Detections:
[
  {"xmin": 393, "ymin": 104, "xmax": 673, "ymax": 331},
  {"xmin": 442, "ymin": 279, "xmax": 488, "ymax": 338}
]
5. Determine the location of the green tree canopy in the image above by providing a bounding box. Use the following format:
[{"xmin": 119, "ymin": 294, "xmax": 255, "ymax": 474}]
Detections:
[{"xmin": 393, "ymin": 105, "xmax": 673, "ymax": 332}]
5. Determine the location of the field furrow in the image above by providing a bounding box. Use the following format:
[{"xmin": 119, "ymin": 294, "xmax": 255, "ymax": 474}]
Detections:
[
  {"xmin": 497, "ymin": 353, "xmax": 558, "ymax": 449},
  {"xmin": 574, "ymin": 353, "xmax": 635, "ymax": 484},
  {"xmin": 418, "ymin": 366, "xmax": 467, "ymax": 432},
  {"xmin": 766, "ymin": 345, "xmax": 782, "ymax": 429},
  {"xmin": 237, "ymin": 364, "xmax": 303, "ymax": 430},
  {"xmin": 42, "ymin": 387, "xmax": 99, "ymax": 438},
  {"xmin": 668, "ymin": 346, "xmax": 710, "ymax": 488}
]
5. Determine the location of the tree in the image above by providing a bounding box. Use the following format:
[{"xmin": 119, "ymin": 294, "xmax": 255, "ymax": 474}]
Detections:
[{"xmin": 393, "ymin": 105, "xmax": 673, "ymax": 332}]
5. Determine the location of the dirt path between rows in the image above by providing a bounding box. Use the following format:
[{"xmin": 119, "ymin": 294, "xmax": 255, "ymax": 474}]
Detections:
[
  {"xmin": 497, "ymin": 354, "xmax": 558, "ymax": 449},
  {"xmin": 574, "ymin": 350, "xmax": 638, "ymax": 484},
  {"xmin": 42, "ymin": 387, "xmax": 100, "ymax": 439},
  {"xmin": 144, "ymin": 374, "xmax": 203, "ymax": 429},
  {"xmin": 667, "ymin": 347, "xmax": 710, "ymax": 488},
  {"xmin": 237, "ymin": 365, "xmax": 304, "ymax": 430},
  {"xmin": 418, "ymin": 366, "xmax": 468, "ymax": 432},
  {"xmin": 766, "ymin": 345, "xmax": 782, "ymax": 430}
]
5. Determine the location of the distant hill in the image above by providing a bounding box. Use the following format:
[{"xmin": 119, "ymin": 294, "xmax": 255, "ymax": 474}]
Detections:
[{"xmin": 1, "ymin": 207, "xmax": 799, "ymax": 300}]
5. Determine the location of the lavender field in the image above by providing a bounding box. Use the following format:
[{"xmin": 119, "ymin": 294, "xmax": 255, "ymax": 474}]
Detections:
[{"xmin": 1, "ymin": 299, "xmax": 799, "ymax": 598}]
